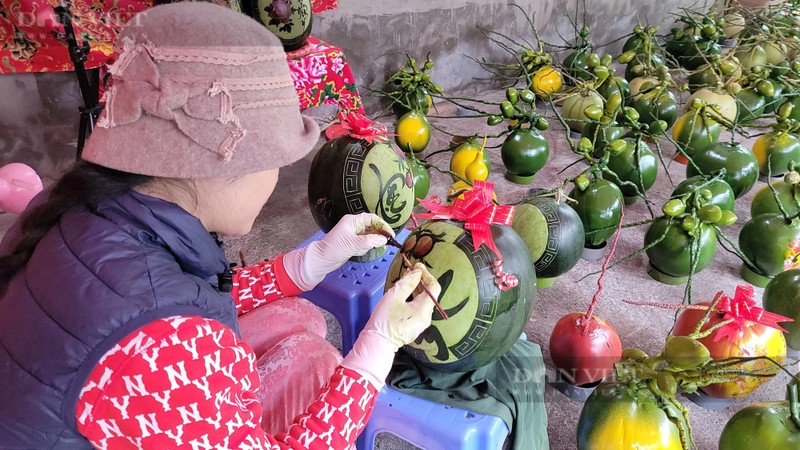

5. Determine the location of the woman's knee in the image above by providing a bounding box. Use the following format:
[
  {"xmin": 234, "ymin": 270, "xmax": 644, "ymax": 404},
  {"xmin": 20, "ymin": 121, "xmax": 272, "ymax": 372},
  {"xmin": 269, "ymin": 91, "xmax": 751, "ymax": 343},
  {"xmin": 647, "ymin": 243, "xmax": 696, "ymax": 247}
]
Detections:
[
  {"xmin": 238, "ymin": 297, "xmax": 328, "ymax": 357},
  {"xmin": 256, "ymin": 331, "xmax": 342, "ymax": 434}
]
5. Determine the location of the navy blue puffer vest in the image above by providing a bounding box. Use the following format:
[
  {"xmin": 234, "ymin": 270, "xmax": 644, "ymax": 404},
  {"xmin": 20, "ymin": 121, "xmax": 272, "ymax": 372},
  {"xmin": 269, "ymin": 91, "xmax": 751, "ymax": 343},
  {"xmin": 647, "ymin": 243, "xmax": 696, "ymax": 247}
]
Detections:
[{"xmin": 0, "ymin": 191, "xmax": 240, "ymax": 449}]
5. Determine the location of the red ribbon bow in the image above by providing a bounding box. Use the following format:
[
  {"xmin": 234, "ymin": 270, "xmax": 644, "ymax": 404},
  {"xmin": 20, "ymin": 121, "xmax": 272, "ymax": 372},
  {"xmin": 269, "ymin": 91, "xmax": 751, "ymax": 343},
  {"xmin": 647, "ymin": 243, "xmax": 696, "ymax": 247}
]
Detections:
[
  {"xmin": 415, "ymin": 180, "xmax": 514, "ymax": 258},
  {"xmin": 713, "ymin": 284, "xmax": 793, "ymax": 344},
  {"xmin": 324, "ymin": 111, "xmax": 389, "ymax": 144}
]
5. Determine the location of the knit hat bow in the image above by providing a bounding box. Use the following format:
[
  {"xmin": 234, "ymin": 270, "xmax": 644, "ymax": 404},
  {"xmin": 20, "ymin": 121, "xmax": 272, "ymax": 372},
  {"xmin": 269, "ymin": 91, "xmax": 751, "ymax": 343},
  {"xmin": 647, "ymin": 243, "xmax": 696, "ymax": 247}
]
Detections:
[{"xmin": 98, "ymin": 40, "xmax": 259, "ymax": 162}]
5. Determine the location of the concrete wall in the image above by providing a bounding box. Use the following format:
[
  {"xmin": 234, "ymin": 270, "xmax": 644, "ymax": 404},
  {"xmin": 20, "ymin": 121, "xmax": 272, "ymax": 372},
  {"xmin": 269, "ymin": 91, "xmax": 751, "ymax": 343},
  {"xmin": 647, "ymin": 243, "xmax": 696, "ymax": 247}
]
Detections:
[
  {"xmin": 314, "ymin": 0, "xmax": 713, "ymax": 109},
  {"xmin": 0, "ymin": 0, "xmax": 712, "ymax": 177}
]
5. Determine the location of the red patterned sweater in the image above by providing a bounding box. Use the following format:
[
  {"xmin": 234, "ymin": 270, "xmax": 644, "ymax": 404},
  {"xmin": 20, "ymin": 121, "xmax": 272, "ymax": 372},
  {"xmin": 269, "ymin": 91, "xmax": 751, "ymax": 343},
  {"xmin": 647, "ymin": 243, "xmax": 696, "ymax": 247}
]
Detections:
[{"xmin": 75, "ymin": 254, "xmax": 377, "ymax": 449}]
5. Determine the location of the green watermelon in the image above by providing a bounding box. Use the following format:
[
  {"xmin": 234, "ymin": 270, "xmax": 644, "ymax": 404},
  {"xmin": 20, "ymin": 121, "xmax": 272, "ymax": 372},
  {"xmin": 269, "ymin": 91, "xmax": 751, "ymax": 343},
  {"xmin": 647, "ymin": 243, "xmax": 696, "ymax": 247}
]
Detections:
[
  {"xmin": 512, "ymin": 197, "xmax": 585, "ymax": 286},
  {"xmin": 385, "ymin": 220, "xmax": 536, "ymax": 372},
  {"xmin": 308, "ymin": 135, "xmax": 414, "ymax": 232}
]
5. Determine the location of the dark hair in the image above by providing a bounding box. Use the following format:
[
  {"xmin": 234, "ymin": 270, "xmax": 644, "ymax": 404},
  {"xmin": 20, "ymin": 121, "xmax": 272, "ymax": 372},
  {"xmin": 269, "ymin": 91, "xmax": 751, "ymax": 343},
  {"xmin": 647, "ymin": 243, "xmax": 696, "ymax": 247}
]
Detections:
[{"xmin": 0, "ymin": 162, "xmax": 152, "ymax": 295}]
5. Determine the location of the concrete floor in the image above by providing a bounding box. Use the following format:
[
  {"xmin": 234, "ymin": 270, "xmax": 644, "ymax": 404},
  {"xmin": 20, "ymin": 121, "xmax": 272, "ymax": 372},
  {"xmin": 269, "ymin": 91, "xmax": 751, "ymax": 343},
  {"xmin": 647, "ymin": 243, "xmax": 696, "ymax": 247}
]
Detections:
[
  {"xmin": 1, "ymin": 99, "xmax": 797, "ymax": 450},
  {"xmin": 224, "ymin": 99, "xmax": 799, "ymax": 450}
]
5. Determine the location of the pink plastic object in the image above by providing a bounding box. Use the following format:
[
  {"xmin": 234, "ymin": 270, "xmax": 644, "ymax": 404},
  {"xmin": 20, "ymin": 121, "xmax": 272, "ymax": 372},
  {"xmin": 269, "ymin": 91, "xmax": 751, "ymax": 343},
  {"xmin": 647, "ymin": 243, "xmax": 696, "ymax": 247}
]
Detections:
[{"xmin": 0, "ymin": 163, "xmax": 43, "ymax": 214}]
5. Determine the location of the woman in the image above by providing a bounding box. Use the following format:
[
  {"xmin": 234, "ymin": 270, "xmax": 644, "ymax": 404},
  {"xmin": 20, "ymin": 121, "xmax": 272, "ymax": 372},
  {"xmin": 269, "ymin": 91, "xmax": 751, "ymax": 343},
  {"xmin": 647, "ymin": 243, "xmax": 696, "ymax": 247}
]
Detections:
[{"xmin": 0, "ymin": 3, "xmax": 440, "ymax": 449}]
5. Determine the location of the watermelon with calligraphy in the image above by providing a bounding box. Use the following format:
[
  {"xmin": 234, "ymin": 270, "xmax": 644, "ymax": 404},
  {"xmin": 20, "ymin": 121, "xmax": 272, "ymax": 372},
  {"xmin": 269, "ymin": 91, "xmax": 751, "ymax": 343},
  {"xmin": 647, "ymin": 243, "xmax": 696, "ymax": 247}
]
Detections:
[
  {"xmin": 385, "ymin": 220, "xmax": 536, "ymax": 372},
  {"xmin": 308, "ymin": 135, "xmax": 414, "ymax": 234}
]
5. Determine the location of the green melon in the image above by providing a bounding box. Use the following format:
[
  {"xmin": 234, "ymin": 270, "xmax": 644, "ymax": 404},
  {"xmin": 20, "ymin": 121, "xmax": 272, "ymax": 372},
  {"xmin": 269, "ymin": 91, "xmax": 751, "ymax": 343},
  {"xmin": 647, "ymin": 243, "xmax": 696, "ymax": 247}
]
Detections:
[
  {"xmin": 308, "ymin": 135, "xmax": 414, "ymax": 232},
  {"xmin": 385, "ymin": 220, "xmax": 536, "ymax": 372},
  {"xmin": 511, "ymin": 203, "xmax": 548, "ymax": 261},
  {"xmin": 512, "ymin": 197, "xmax": 585, "ymax": 282}
]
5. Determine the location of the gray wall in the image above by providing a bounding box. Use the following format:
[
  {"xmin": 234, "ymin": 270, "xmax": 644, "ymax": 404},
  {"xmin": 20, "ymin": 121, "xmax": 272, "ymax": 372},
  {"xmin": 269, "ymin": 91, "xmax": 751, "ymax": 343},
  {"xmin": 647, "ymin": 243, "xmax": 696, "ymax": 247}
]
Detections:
[
  {"xmin": 313, "ymin": 0, "xmax": 713, "ymax": 109},
  {"xmin": 0, "ymin": 0, "xmax": 712, "ymax": 177}
]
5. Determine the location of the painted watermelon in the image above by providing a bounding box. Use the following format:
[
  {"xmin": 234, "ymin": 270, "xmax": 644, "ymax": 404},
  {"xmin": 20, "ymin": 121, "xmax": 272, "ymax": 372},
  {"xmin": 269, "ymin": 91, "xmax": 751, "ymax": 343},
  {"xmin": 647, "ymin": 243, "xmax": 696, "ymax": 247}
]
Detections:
[
  {"xmin": 251, "ymin": 0, "xmax": 313, "ymax": 51},
  {"xmin": 308, "ymin": 135, "xmax": 414, "ymax": 232},
  {"xmin": 512, "ymin": 196, "xmax": 585, "ymax": 287},
  {"xmin": 384, "ymin": 220, "xmax": 537, "ymax": 372}
]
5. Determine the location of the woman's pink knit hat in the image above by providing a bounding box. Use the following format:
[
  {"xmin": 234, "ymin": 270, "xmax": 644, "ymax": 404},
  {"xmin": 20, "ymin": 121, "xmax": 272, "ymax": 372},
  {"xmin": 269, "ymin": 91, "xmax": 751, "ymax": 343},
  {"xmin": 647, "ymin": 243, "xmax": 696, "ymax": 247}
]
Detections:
[{"xmin": 82, "ymin": 2, "xmax": 319, "ymax": 178}]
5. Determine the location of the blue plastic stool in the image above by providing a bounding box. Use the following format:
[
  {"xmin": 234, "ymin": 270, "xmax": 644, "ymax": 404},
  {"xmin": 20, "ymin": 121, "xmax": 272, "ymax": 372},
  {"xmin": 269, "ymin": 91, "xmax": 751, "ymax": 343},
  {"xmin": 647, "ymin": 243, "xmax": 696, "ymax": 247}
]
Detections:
[
  {"xmin": 360, "ymin": 386, "xmax": 509, "ymax": 450},
  {"xmin": 296, "ymin": 228, "xmax": 410, "ymax": 355}
]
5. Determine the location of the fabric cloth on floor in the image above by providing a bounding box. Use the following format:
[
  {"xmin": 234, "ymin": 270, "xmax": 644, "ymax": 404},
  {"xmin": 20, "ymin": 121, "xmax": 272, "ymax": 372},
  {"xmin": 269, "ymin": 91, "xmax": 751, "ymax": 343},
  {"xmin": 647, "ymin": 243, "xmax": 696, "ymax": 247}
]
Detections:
[{"xmin": 387, "ymin": 338, "xmax": 549, "ymax": 450}]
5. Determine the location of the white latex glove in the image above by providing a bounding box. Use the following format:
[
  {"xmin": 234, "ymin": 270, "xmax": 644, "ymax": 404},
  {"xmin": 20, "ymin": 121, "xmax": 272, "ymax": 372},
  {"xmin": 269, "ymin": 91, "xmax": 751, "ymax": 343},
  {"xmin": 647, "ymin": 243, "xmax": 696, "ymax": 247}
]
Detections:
[
  {"xmin": 342, "ymin": 263, "xmax": 441, "ymax": 389},
  {"xmin": 283, "ymin": 213, "xmax": 395, "ymax": 291}
]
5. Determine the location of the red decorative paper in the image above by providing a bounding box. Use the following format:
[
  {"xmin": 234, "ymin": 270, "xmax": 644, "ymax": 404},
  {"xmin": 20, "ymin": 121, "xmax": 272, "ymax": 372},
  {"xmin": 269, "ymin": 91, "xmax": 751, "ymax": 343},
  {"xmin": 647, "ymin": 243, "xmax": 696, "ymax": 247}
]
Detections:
[
  {"xmin": 415, "ymin": 181, "xmax": 519, "ymax": 290},
  {"xmin": 325, "ymin": 110, "xmax": 387, "ymax": 143},
  {"xmin": 286, "ymin": 36, "xmax": 363, "ymax": 114},
  {"xmin": 416, "ymin": 181, "xmax": 514, "ymax": 257},
  {"xmin": 713, "ymin": 284, "xmax": 793, "ymax": 344}
]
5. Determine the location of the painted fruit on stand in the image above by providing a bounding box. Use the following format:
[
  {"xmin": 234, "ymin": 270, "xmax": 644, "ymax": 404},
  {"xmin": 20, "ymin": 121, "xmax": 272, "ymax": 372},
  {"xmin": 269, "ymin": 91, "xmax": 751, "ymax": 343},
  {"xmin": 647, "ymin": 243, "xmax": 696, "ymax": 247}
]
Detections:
[
  {"xmin": 688, "ymin": 64, "xmax": 723, "ymax": 93},
  {"xmin": 719, "ymin": 398, "xmax": 800, "ymax": 450},
  {"xmin": 512, "ymin": 196, "xmax": 585, "ymax": 287},
  {"xmin": 671, "ymin": 109, "xmax": 721, "ymax": 160},
  {"xmin": 751, "ymin": 180, "xmax": 800, "ymax": 218},
  {"xmin": 723, "ymin": 12, "xmax": 745, "ymax": 38},
  {"xmin": 598, "ymin": 76, "xmax": 630, "ymax": 106},
  {"xmin": 531, "ymin": 65, "xmax": 563, "ymax": 98},
  {"xmin": 628, "ymin": 76, "xmax": 658, "ymax": 99},
  {"xmin": 308, "ymin": 135, "xmax": 414, "ymax": 232},
  {"xmin": 577, "ymin": 381, "xmax": 687, "ymax": 449},
  {"xmin": 672, "ymin": 296, "xmax": 786, "ymax": 398},
  {"xmin": 763, "ymin": 269, "xmax": 800, "ymax": 351},
  {"xmin": 644, "ymin": 216, "xmax": 717, "ymax": 284},
  {"xmin": 501, "ymin": 128, "xmax": 549, "ymax": 184},
  {"xmin": 582, "ymin": 122, "xmax": 625, "ymax": 154},
  {"xmin": 764, "ymin": 41, "xmax": 788, "ymax": 65},
  {"xmin": 739, "ymin": 214, "xmax": 800, "ymax": 287},
  {"xmin": 563, "ymin": 90, "xmax": 604, "ymax": 133},
  {"xmin": 252, "ymin": 0, "xmax": 312, "ymax": 51},
  {"xmin": 686, "ymin": 142, "xmax": 758, "ymax": 198},
  {"xmin": 549, "ymin": 313, "xmax": 621, "ymax": 385},
  {"xmin": 681, "ymin": 39, "xmax": 722, "ymax": 70},
  {"xmin": 395, "ymin": 111, "xmax": 431, "ymax": 153},
  {"xmin": 450, "ymin": 138, "xmax": 492, "ymax": 182},
  {"xmin": 736, "ymin": 88, "xmax": 767, "ymax": 124},
  {"xmin": 569, "ymin": 178, "xmax": 624, "ymax": 248},
  {"xmin": 672, "ymin": 176, "xmax": 735, "ymax": 212},
  {"xmin": 385, "ymin": 220, "xmax": 536, "ymax": 372},
  {"xmin": 631, "ymin": 88, "xmax": 678, "ymax": 134},
  {"xmin": 624, "ymin": 53, "xmax": 664, "ymax": 80},
  {"xmin": 686, "ymin": 88, "xmax": 737, "ymax": 125},
  {"xmin": 605, "ymin": 139, "xmax": 658, "ymax": 203},
  {"xmin": 734, "ymin": 44, "xmax": 768, "ymax": 72},
  {"xmin": 753, "ymin": 131, "xmax": 800, "ymax": 177},
  {"xmin": 564, "ymin": 48, "xmax": 592, "ymax": 81}
]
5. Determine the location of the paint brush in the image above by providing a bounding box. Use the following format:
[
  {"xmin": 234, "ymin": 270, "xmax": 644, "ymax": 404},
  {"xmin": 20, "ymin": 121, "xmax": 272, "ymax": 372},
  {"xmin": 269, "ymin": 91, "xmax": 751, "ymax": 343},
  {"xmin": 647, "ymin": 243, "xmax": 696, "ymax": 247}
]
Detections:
[{"xmin": 376, "ymin": 229, "xmax": 448, "ymax": 320}]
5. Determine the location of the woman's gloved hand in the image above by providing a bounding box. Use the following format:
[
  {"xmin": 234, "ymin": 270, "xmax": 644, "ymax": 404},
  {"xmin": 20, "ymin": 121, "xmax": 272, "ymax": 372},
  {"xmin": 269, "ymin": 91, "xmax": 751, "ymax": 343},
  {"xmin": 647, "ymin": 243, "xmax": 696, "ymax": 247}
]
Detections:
[
  {"xmin": 342, "ymin": 263, "xmax": 441, "ymax": 389},
  {"xmin": 283, "ymin": 213, "xmax": 394, "ymax": 291}
]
